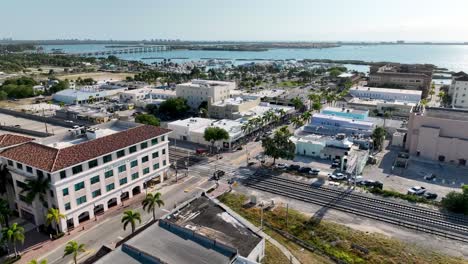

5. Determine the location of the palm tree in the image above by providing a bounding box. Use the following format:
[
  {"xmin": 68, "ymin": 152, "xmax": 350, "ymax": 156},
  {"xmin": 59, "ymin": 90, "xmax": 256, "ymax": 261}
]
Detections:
[
  {"xmin": 241, "ymin": 122, "xmax": 253, "ymax": 136},
  {"xmin": 291, "ymin": 116, "xmax": 304, "ymax": 128},
  {"xmin": 28, "ymin": 259, "xmax": 47, "ymax": 264},
  {"xmin": 121, "ymin": 210, "xmax": 141, "ymax": 233},
  {"xmin": 21, "ymin": 174, "xmax": 50, "ymax": 205},
  {"xmin": 301, "ymin": 111, "xmax": 312, "ymax": 124},
  {"xmin": 45, "ymin": 208, "xmax": 65, "ymax": 236},
  {"xmin": 1, "ymin": 223, "xmax": 25, "ymax": 258},
  {"xmin": 383, "ymin": 111, "xmax": 392, "ymax": 128},
  {"xmin": 308, "ymin": 93, "xmax": 321, "ymax": 108},
  {"xmin": 0, "ymin": 198, "xmax": 11, "ymax": 228},
  {"xmin": 63, "ymin": 240, "xmax": 86, "ymax": 264},
  {"xmin": 290, "ymin": 97, "xmax": 304, "ymax": 112},
  {"xmin": 142, "ymin": 192, "xmax": 165, "ymax": 221},
  {"xmin": 0, "ymin": 164, "xmax": 13, "ymax": 197}
]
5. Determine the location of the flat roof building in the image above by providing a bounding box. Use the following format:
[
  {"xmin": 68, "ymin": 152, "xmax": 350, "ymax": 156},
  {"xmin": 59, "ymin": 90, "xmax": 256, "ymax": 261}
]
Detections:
[
  {"xmin": 304, "ymin": 113, "xmax": 375, "ymax": 136},
  {"xmin": 176, "ymin": 79, "xmax": 236, "ymax": 109},
  {"xmin": 349, "ymin": 86, "xmax": 422, "ymax": 103},
  {"xmin": 321, "ymin": 106, "xmax": 369, "ymax": 120}
]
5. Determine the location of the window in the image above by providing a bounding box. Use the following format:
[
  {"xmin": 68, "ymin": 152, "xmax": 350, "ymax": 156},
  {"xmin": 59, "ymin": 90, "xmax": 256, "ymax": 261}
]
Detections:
[
  {"xmin": 162, "ymin": 149, "xmax": 166, "ymax": 155},
  {"xmin": 119, "ymin": 178, "xmax": 128, "ymax": 185},
  {"xmin": 118, "ymin": 165, "xmax": 126, "ymax": 173},
  {"xmin": 130, "ymin": 160, "xmax": 138, "ymax": 168},
  {"xmin": 50, "ymin": 190, "xmax": 54, "ymax": 197},
  {"xmin": 26, "ymin": 166, "xmax": 33, "ymax": 173},
  {"xmin": 60, "ymin": 171, "xmax": 67, "ymax": 179},
  {"xmin": 105, "ymin": 170, "xmax": 114, "ymax": 178},
  {"xmin": 129, "ymin": 146, "xmax": 137, "ymax": 153},
  {"xmin": 64, "ymin": 202, "xmax": 71, "ymax": 211},
  {"xmin": 142, "ymin": 156, "xmax": 149, "ymax": 163},
  {"xmin": 62, "ymin": 188, "xmax": 69, "ymax": 196},
  {"xmin": 106, "ymin": 183, "xmax": 115, "ymax": 192},
  {"xmin": 92, "ymin": 189, "xmax": 101, "ymax": 198},
  {"xmin": 131, "ymin": 172, "xmax": 139, "ymax": 180},
  {"xmin": 7, "ymin": 160, "xmax": 13, "ymax": 166},
  {"xmin": 76, "ymin": 196, "xmax": 87, "ymax": 205},
  {"xmin": 88, "ymin": 159, "xmax": 98, "ymax": 169},
  {"xmin": 103, "ymin": 154, "xmax": 112, "ymax": 163},
  {"xmin": 117, "ymin": 149, "xmax": 125, "ymax": 158},
  {"xmin": 143, "ymin": 167, "xmax": 150, "ymax": 175},
  {"xmin": 152, "ymin": 152, "xmax": 159, "ymax": 159},
  {"xmin": 90, "ymin": 175, "xmax": 100, "ymax": 184},
  {"xmin": 16, "ymin": 163, "xmax": 23, "ymax": 170},
  {"xmin": 141, "ymin": 142, "xmax": 148, "ymax": 149},
  {"xmin": 72, "ymin": 165, "xmax": 83, "ymax": 175},
  {"xmin": 153, "ymin": 163, "xmax": 159, "ymax": 170},
  {"xmin": 151, "ymin": 138, "xmax": 158, "ymax": 145},
  {"xmin": 162, "ymin": 136, "xmax": 166, "ymax": 141},
  {"xmin": 74, "ymin": 182, "xmax": 85, "ymax": 191},
  {"xmin": 16, "ymin": 180, "xmax": 27, "ymax": 189},
  {"xmin": 163, "ymin": 160, "xmax": 167, "ymax": 166}
]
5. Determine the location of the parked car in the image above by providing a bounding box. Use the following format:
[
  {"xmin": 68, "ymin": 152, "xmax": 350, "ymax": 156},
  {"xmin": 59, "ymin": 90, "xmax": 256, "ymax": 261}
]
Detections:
[
  {"xmin": 255, "ymin": 137, "xmax": 261, "ymax": 142},
  {"xmin": 309, "ymin": 168, "xmax": 320, "ymax": 175},
  {"xmin": 407, "ymin": 186, "xmax": 426, "ymax": 195},
  {"xmin": 236, "ymin": 146, "xmax": 243, "ymax": 151},
  {"xmin": 248, "ymin": 161, "xmax": 256, "ymax": 166},
  {"xmin": 299, "ymin": 167, "xmax": 311, "ymax": 173},
  {"xmin": 288, "ymin": 164, "xmax": 301, "ymax": 171},
  {"xmin": 275, "ymin": 163, "xmax": 288, "ymax": 169},
  {"xmin": 424, "ymin": 173, "xmax": 436, "ymax": 181},
  {"xmin": 196, "ymin": 148, "xmax": 208, "ymax": 155},
  {"xmin": 424, "ymin": 192, "xmax": 438, "ymax": 200},
  {"xmin": 212, "ymin": 170, "xmax": 225, "ymax": 180},
  {"xmin": 357, "ymin": 179, "xmax": 383, "ymax": 189},
  {"xmin": 329, "ymin": 173, "xmax": 347, "ymax": 181},
  {"xmin": 331, "ymin": 161, "xmax": 340, "ymax": 168}
]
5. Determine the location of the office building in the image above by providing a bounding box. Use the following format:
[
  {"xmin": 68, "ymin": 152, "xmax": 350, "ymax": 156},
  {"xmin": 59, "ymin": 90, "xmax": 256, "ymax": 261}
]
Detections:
[
  {"xmin": 449, "ymin": 72, "xmax": 468, "ymax": 108},
  {"xmin": 176, "ymin": 79, "xmax": 236, "ymax": 109},
  {"xmin": 0, "ymin": 121, "xmax": 171, "ymax": 231}
]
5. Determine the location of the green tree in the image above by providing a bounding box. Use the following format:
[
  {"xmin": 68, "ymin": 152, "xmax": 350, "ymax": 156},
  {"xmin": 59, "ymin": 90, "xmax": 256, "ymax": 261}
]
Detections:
[
  {"xmin": 290, "ymin": 97, "xmax": 304, "ymax": 111},
  {"xmin": 291, "ymin": 116, "xmax": 304, "ymax": 128},
  {"xmin": 142, "ymin": 192, "xmax": 165, "ymax": 221},
  {"xmin": 262, "ymin": 126, "xmax": 295, "ymax": 165},
  {"xmin": 121, "ymin": 210, "xmax": 142, "ymax": 233},
  {"xmin": 0, "ymin": 199, "xmax": 11, "ymax": 228},
  {"xmin": 371, "ymin": 126, "xmax": 386, "ymax": 151},
  {"xmin": 383, "ymin": 111, "xmax": 392, "ymax": 128},
  {"xmin": 158, "ymin": 98, "xmax": 190, "ymax": 120},
  {"xmin": 135, "ymin": 114, "xmax": 160, "ymax": 127},
  {"xmin": 63, "ymin": 240, "xmax": 86, "ymax": 264},
  {"xmin": 203, "ymin": 127, "xmax": 229, "ymax": 153},
  {"xmin": 1, "ymin": 223, "xmax": 25, "ymax": 258},
  {"xmin": 45, "ymin": 208, "xmax": 65, "ymax": 236},
  {"xmin": 28, "ymin": 259, "xmax": 48, "ymax": 264},
  {"xmin": 0, "ymin": 91, "xmax": 7, "ymax": 100},
  {"xmin": 0, "ymin": 164, "xmax": 12, "ymax": 196},
  {"xmin": 301, "ymin": 111, "xmax": 312, "ymax": 123},
  {"xmin": 328, "ymin": 68, "xmax": 343, "ymax": 78},
  {"xmin": 48, "ymin": 80, "xmax": 69, "ymax": 94},
  {"xmin": 311, "ymin": 101, "xmax": 322, "ymax": 112},
  {"xmin": 21, "ymin": 174, "xmax": 50, "ymax": 205}
]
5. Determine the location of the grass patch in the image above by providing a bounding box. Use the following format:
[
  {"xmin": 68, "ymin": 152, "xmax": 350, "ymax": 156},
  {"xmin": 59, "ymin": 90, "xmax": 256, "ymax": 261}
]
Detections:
[
  {"xmin": 263, "ymin": 241, "xmax": 290, "ymax": 264},
  {"xmin": 278, "ymin": 80, "xmax": 304, "ymax": 87},
  {"xmin": 367, "ymin": 187, "xmax": 440, "ymax": 206},
  {"xmin": 219, "ymin": 192, "xmax": 467, "ymax": 264}
]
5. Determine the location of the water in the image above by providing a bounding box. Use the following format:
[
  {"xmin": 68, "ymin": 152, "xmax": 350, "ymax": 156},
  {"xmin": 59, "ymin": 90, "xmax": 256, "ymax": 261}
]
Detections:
[{"xmin": 41, "ymin": 44, "xmax": 468, "ymax": 72}]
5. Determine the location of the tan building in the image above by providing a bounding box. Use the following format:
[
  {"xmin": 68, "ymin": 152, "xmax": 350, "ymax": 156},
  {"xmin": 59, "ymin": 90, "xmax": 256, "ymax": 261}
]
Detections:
[
  {"xmin": 448, "ymin": 72, "xmax": 468, "ymax": 108},
  {"xmin": 405, "ymin": 106, "xmax": 468, "ymax": 165},
  {"xmin": 208, "ymin": 95, "xmax": 260, "ymax": 119},
  {"xmin": 176, "ymin": 79, "xmax": 236, "ymax": 109},
  {"xmin": 368, "ymin": 64, "xmax": 433, "ymax": 98}
]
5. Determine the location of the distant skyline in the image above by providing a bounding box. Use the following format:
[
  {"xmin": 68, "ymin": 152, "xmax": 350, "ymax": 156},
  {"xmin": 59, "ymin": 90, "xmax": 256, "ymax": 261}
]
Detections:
[{"xmin": 2, "ymin": 0, "xmax": 468, "ymax": 42}]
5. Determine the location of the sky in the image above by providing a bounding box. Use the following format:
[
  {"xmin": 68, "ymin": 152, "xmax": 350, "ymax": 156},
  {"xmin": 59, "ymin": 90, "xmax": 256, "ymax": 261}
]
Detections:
[{"xmin": 1, "ymin": 0, "xmax": 468, "ymax": 42}]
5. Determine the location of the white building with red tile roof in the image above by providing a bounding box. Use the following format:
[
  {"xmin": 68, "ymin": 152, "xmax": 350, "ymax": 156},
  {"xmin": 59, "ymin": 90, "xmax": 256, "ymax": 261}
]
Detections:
[{"xmin": 0, "ymin": 121, "xmax": 171, "ymax": 232}]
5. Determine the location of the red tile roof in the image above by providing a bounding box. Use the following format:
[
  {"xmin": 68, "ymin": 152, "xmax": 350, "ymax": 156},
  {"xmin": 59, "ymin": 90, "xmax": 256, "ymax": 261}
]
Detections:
[
  {"xmin": 0, "ymin": 134, "xmax": 34, "ymax": 149},
  {"xmin": 0, "ymin": 125, "xmax": 171, "ymax": 172}
]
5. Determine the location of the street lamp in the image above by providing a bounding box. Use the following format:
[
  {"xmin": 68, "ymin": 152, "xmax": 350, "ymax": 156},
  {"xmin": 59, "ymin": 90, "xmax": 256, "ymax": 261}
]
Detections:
[{"xmin": 173, "ymin": 161, "xmax": 178, "ymax": 182}]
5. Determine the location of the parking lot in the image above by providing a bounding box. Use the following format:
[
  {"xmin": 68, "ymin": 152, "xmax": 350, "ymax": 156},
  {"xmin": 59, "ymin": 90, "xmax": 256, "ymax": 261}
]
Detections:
[{"xmin": 0, "ymin": 113, "xmax": 70, "ymax": 135}]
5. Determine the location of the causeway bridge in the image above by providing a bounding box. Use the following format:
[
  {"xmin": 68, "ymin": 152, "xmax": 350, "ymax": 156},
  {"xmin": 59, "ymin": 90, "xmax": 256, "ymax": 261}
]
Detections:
[{"xmin": 71, "ymin": 45, "xmax": 171, "ymax": 57}]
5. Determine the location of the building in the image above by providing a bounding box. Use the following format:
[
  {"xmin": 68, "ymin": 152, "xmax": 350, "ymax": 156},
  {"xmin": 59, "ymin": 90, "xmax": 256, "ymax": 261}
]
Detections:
[
  {"xmin": 321, "ymin": 107, "xmax": 369, "ymax": 120},
  {"xmin": 168, "ymin": 118, "xmax": 243, "ymax": 149},
  {"xmin": 347, "ymin": 98, "xmax": 416, "ymax": 117},
  {"xmin": 0, "ymin": 121, "xmax": 171, "ymax": 231},
  {"xmin": 53, "ymin": 87, "xmax": 126, "ymax": 105},
  {"xmin": 405, "ymin": 106, "xmax": 468, "ymax": 165},
  {"xmin": 449, "ymin": 72, "xmax": 468, "ymax": 108},
  {"xmin": 368, "ymin": 64, "xmax": 433, "ymax": 97},
  {"xmin": 208, "ymin": 95, "xmax": 261, "ymax": 119},
  {"xmin": 304, "ymin": 113, "xmax": 375, "ymax": 136},
  {"xmin": 94, "ymin": 195, "xmax": 265, "ymax": 264},
  {"xmin": 119, "ymin": 88, "xmax": 176, "ymax": 107},
  {"xmin": 55, "ymin": 105, "xmax": 115, "ymax": 124},
  {"xmin": 349, "ymin": 86, "xmax": 422, "ymax": 103},
  {"xmin": 176, "ymin": 79, "xmax": 236, "ymax": 109}
]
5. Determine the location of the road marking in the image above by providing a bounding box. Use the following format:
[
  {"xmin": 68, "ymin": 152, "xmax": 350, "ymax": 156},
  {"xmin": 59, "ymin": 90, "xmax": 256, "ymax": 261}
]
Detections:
[
  {"xmin": 117, "ymin": 236, "xmax": 124, "ymax": 240},
  {"xmin": 162, "ymin": 209, "xmax": 170, "ymax": 212}
]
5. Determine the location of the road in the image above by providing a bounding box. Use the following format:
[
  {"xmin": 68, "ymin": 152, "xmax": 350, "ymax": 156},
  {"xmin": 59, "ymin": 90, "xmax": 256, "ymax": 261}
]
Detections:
[{"xmin": 37, "ymin": 175, "xmax": 214, "ymax": 264}]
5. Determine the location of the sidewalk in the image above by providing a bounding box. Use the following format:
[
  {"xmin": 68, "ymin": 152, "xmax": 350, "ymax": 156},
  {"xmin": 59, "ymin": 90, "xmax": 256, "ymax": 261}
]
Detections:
[{"xmin": 215, "ymin": 199, "xmax": 301, "ymax": 264}]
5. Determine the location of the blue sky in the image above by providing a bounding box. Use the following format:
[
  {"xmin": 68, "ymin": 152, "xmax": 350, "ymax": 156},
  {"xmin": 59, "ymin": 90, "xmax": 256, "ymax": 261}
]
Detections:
[{"xmin": 2, "ymin": 0, "xmax": 467, "ymax": 41}]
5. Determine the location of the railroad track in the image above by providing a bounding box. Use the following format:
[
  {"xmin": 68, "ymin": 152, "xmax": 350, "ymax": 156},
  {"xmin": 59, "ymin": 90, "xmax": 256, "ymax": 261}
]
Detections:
[{"xmin": 243, "ymin": 175, "xmax": 468, "ymax": 242}]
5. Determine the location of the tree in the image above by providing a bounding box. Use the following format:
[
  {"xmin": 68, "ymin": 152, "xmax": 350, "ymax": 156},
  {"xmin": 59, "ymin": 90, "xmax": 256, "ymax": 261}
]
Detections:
[
  {"xmin": 135, "ymin": 114, "xmax": 160, "ymax": 127},
  {"xmin": 371, "ymin": 126, "xmax": 386, "ymax": 151},
  {"xmin": 290, "ymin": 97, "xmax": 304, "ymax": 111},
  {"xmin": 203, "ymin": 127, "xmax": 229, "ymax": 153},
  {"xmin": 311, "ymin": 101, "xmax": 322, "ymax": 112},
  {"xmin": 21, "ymin": 174, "xmax": 50, "ymax": 206},
  {"xmin": 301, "ymin": 111, "xmax": 312, "ymax": 123},
  {"xmin": 142, "ymin": 192, "xmax": 165, "ymax": 221},
  {"xmin": 45, "ymin": 208, "xmax": 65, "ymax": 236},
  {"xmin": 291, "ymin": 116, "xmax": 304, "ymax": 128},
  {"xmin": 420, "ymin": 98, "xmax": 428, "ymax": 106},
  {"xmin": 0, "ymin": 164, "xmax": 12, "ymax": 196},
  {"xmin": 383, "ymin": 111, "xmax": 392, "ymax": 128},
  {"xmin": 158, "ymin": 98, "xmax": 190, "ymax": 120},
  {"xmin": 1, "ymin": 223, "xmax": 25, "ymax": 258},
  {"xmin": 121, "ymin": 210, "xmax": 142, "ymax": 233},
  {"xmin": 63, "ymin": 240, "xmax": 86, "ymax": 264},
  {"xmin": 28, "ymin": 259, "xmax": 47, "ymax": 264},
  {"xmin": 262, "ymin": 126, "xmax": 295, "ymax": 165},
  {"xmin": 48, "ymin": 80, "xmax": 69, "ymax": 94},
  {"xmin": 328, "ymin": 68, "xmax": 343, "ymax": 78},
  {"xmin": 0, "ymin": 199, "xmax": 11, "ymax": 228}
]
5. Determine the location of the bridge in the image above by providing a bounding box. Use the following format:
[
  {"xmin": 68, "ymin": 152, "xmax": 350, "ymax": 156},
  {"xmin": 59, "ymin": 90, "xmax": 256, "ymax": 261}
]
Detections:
[{"xmin": 71, "ymin": 45, "xmax": 171, "ymax": 57}]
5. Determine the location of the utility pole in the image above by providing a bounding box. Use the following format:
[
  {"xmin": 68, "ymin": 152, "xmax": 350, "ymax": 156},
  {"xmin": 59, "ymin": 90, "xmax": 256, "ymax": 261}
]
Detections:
[
  {"xmin": 42, "ymin": 108, "xmax": 49, "ymax": 134},
  {"xmin": 286, "ymin": 203, "xmax": 289, "ymax": 230}
]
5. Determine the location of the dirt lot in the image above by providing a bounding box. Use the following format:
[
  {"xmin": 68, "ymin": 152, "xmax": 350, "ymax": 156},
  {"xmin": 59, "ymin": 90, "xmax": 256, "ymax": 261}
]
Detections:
[{"xmin": 56, "ymin": 72, "xmax": 134, "ymax": 82}]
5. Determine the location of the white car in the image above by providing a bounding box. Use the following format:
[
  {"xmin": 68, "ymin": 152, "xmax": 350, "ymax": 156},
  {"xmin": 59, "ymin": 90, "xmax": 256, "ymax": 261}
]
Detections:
[
  {"xmin": 329, "ymin": 173, "xmax": 347, "ymax": 181},
  {"xmin": 275, "ymin": 163, "xmax": 288, "ymax": 169},
  {"xmin": 407, "ymin": 186, "xmax": 426, "ymax": 195}
]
